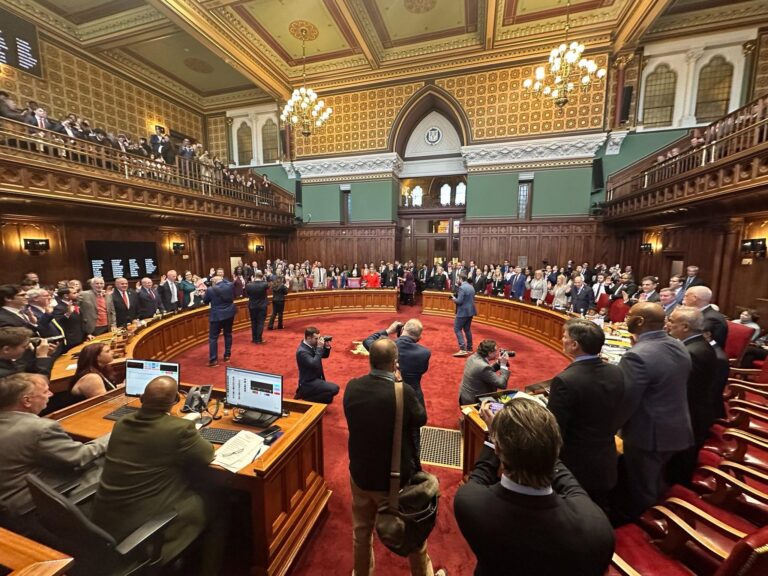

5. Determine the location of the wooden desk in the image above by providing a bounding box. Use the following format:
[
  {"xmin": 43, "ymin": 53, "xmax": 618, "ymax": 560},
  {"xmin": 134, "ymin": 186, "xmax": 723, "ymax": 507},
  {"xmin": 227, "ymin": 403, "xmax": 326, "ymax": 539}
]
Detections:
[
  {"xmin": 421, "ymin": 291, "xmax": 571, "ymax": 356},
  {"xmin": 50, "ymin": 289, "xmax": 398, "ymax": 392},
  {"xmin": 52, "ymin": 388, "xmax": 330, "ymax": 576},
  {"xmin": 0, "ymin": 526, "xmax": 73, "ymax": 575}
]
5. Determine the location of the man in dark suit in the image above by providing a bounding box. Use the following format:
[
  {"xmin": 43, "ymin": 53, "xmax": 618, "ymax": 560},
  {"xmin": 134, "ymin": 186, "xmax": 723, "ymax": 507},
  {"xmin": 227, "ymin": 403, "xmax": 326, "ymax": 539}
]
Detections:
[
  {"xmin": 454, "ymin": 398, "xmax": 614, "ymax": 576},
  {"xmin": 548, "ymin": 319, "xmax": 625, "ymax": 508},
  {"xmin": 509, "ymin": 266, "xmax": 527, "ymax": 300},
  {"xmin": 295, "ymin": 326, "xmax": 339, "ymax": 404},
  {"xmin": 0, "ymin": 327, "xmax": 53, "ymax": 379},
  {"xmin": 682, "ymin": 265, "xmax": 705, "ymax": 292},
  {"xmin": 244, "ymin": 271, "xmax": 269, "ymax": 344},
  {"xmin": 343, "ymin": 339, "xmax": 443, "ymax": 576},
  {"xmin": 451, "ymin": 273, "xmax": 477, "ymax": 356},
  {"xmin": 203, "ymin": 276, "xmax": 236, "ymax": 367},
  {"xmin": 111, "ymin": 277, "xmax": 138, "ymax": 327},
  {"xmin": 659, "ymin": 287, "xmax": 678, "ymax": 317},
  {"xmin": 666, "ymin": 306, "xmax": 718, "ymax": 486},
  {"xmin": 629, "ymin": 276, "xmax": 661, "ymax": 304},
  {"xmin": 683, "ymin": 285, "xmax": 729, "ymax": 349},
  {"xmin": 42, "ymin": 287, "xmax": 85, "ymax": 352},
  {"xmin": 609, "ymin": 273, "xmax": 637, "ymax": 303},
  {"xmin": 157, "ymin": 270, "xmax": 182, "ymax": 313},
  {"xmin": 565, "ymin": 276, "xmax": 595, "ymax": 314},
  {"xmin": 92, "ymin": 376, "xmax": 224, "ymax": 573},
  {"xmin": 618, "ymin": 302, "xmax": 693, "ymax": 519},
  {"xmin": 136, "ymin": 277, "xmax": 161, "ymax": 320},
  {"xmin": 0, "ymin": 284, "xmax": 39, "ymax": 332}
]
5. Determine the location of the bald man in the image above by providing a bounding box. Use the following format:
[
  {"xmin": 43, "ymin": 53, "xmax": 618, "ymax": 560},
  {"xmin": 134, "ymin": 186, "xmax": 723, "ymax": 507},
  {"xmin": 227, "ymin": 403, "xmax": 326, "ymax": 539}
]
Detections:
[
  {"xmin": 93, "ymin": 376, "xmax": 224, "ymax": 573},
  {"xmin": 617, "ymin": 302, "xmax": 693, "ymax": 520},
  {"xmin": 682, "ymin": 286, "xmax": 728, "ymax": 349}
]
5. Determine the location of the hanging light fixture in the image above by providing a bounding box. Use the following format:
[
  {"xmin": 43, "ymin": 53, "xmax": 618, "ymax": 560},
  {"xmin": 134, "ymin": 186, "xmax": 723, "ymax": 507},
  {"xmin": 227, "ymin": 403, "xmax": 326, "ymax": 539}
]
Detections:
[
  {"xmin": 522, "ymin": 0, "xmax": 606, "ymax": 108},
  {"xmin": 280, "ymin": 23, "xmax": 332, "ymax": 138}
]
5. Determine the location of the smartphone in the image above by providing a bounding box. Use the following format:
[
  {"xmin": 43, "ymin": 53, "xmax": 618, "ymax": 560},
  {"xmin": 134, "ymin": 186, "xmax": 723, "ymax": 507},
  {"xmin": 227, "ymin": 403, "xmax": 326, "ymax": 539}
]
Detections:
[
  {"xmin": 489, "ymin": 401, "xmax": 505, "ymax": 415},
  {"xmin": 258, "ymin": 424, "xmax": 281, "ymax": 438}
]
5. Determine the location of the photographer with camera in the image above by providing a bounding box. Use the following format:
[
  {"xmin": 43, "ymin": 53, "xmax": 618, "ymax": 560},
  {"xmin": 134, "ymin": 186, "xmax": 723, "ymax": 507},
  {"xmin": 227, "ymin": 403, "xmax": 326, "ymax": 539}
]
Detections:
[
  {"xmin": 0, "ymin": 327, "xmax": 53, "ymax": 379},
  {"xmin": 295, "ymin": 326, "xmax": 339, "ymax": 404},
  {"xmin": 458, "ymin": 340, "xmax": 512, "ymax": 406}
]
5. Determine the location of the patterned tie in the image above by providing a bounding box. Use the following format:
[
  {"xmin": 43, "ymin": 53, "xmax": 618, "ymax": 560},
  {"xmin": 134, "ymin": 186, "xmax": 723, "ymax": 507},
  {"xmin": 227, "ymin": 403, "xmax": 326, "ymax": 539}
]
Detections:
[{"xmin": 122, "ymin": 290, "xmax": 129, "ymax": 308}]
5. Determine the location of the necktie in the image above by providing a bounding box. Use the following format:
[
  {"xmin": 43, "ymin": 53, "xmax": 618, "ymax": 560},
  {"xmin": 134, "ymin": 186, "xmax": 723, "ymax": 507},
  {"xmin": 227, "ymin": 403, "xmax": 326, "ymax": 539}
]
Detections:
[
  {"xmin": 73, "ymin": 304, "xmax": 80, "ymax": 314},
  {"xmin": 38, "ymin": 117, "xmax": 44, "ymax": 129},
  {"xmin": 23, "ymin": 306, "xmax": 37, "ymax": 325},
  {"xmin": 149, "ymin": 289, "xmax": 155, "ymax": 300},
  {"xmin": 121, "ymin": 290, "xmax": 129, "ymax": 308}
]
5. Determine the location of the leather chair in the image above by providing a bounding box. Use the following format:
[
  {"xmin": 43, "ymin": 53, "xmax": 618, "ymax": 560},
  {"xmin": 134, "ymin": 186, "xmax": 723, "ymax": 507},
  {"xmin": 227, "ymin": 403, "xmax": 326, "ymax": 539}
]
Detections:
[
  {"xmin": 725, "ymin": 322, "xmax": 755, "ymax": 364},
  {"xmin": 25, "ymin": 474, "xmax": 177, "ymax": 576}
]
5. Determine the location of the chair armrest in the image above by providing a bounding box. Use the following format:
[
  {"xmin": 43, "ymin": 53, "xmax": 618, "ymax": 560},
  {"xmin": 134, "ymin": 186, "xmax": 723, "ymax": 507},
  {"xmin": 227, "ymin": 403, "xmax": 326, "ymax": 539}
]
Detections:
[
  {"xmin": 730, "ymin": 368, "xmax": 762, "ymax": 375},
  {"xmin": 115, "ymin": 510, "xmax": 177, "ymax": 556},
  {"xmin": 663, "ymin": 497, "xmax": 748, "ymax": 539},
  {"xmin": 643, "ymin": 505, "xmax": 729, "ymax": 561},
  {"xmin": 719, "ymin": 459, "xmax": 768, "ymax": 483},
  {"xmin": 610, "ymin": 553, "xmax": 643, "ymax": 576},
  {"xmin": 697, "ymin": 465, "xmax": 768, "ymax": 506},
  {"xmin": 13, "ymin": 478, "xmax": 83, "ymax": 516},
  {"xmin": 67, "ymin": 480, "xmax": 99, "ymax": 506}
]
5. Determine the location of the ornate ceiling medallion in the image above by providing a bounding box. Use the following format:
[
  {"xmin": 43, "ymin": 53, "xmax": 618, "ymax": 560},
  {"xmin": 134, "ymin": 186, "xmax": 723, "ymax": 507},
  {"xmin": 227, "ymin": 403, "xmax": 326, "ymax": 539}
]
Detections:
[
  {"xmin": 288, "ymin": 20, "xmax": 319, "ymax": 42},
  {"xmin": 404, "ymin": 0, "xmax": 437, "ymax": 14}
]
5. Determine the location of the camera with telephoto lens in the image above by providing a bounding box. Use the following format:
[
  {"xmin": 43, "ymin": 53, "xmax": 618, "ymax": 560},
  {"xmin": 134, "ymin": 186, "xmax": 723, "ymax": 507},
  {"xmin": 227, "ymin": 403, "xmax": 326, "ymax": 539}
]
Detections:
[
  {"xmin": 395, "ymin": 322, "xmax": 404, "ymax": 338},
  {"xmin": 499, "ymin": 349, "xmax": 516, "ymax": 358},
  {"xmin": 320, "ymin": 335, "xmax": 333, "ymax": 342}
]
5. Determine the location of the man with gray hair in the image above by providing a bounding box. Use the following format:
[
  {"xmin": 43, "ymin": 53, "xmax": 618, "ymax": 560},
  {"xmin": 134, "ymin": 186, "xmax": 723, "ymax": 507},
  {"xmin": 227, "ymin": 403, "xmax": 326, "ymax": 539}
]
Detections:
[
  {"xmin": 665, "ymin": 306, "xmax": 718, "ymax": 485},
  {"xmin": 682, "ymin": 285, "xmax": 728, "ymax": 348},
  {"xmin": 80, "ymin": 276, "xmax": 115, "ymax": 337},
  {"xmin": 0, "ymin": 372, "xmax": 107, "ymax": 531}
]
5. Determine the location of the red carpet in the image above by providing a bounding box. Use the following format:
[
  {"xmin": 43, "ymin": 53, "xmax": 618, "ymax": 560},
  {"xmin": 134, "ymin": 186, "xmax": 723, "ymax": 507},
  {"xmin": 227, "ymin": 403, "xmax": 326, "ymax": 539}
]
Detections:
[{"xmin": 173, "ymin": 306, "xmax": 569, "ymax": 575}]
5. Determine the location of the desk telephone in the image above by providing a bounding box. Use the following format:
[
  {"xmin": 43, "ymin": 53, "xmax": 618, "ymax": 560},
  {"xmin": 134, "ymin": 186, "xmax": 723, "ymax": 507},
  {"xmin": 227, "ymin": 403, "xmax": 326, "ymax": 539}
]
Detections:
[{"xmin": 182, "ymin": 385, "xmax": 213, "ymax": 413}]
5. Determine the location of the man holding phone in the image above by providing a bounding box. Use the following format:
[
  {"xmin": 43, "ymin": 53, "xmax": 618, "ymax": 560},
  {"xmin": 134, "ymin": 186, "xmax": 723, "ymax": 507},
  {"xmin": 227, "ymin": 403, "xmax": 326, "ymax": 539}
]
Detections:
[{"xmin": 458, "ymin": 339, "xmax": 512, "ymax": 406}]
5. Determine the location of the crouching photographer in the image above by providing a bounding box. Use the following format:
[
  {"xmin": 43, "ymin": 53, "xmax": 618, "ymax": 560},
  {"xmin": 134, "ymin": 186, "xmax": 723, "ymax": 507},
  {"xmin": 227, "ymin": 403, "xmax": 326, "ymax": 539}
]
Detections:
[
  {"xmin": 458, "ymin": 339, "xmax": 513, "ymax": 406},
  {"xmin": 295, "ymin": 326, "xmax": 339, "ymax": 404}
]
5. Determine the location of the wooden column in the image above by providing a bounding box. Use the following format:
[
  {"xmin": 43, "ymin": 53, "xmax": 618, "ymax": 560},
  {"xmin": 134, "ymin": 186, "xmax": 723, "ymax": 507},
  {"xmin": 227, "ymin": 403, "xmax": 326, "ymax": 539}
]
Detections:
[{"xmin": 716, "ymin": 217, "xmax": 745, "ymax": 315}]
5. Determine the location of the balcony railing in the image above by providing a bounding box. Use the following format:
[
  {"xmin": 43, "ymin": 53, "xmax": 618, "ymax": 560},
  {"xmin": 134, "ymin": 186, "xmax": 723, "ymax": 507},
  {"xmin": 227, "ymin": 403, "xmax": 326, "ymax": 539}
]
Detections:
[
  {"xmin": 0, "ymin": 118, "xmax": 295, "ymax": 215},
  {"xmin": 606, "ymin": 93, "xmax": 768, "ymax": 203}
]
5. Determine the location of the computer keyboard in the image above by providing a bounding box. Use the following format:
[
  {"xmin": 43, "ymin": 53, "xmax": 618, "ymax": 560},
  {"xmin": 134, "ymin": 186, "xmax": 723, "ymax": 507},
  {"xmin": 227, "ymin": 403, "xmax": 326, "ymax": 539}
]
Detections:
[
  {"xmin": 199, "ymin": 427, "xmax": 239, "ymax": 444},
  {"xmin": 103, "ymin": 405, "xmax": 138, "ymax": 421}
]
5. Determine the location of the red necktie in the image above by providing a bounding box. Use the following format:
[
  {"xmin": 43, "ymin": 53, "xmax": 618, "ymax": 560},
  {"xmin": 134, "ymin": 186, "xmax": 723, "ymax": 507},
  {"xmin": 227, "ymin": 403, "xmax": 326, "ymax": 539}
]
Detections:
[
  {"xmin": 122, "ymin": 290, "xmax": 129, "ymax": 307},
  {"xmin": 38, "ymin": 118, "xmax": 44, "ymax": 129},
  {"xmin": 73, "ymin": 304, "xmax": 80, "ymax": 314}
]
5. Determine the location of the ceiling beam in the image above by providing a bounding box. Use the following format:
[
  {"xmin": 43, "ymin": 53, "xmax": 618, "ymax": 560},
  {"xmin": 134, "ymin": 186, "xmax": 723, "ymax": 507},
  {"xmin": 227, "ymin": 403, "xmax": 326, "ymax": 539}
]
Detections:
[
  {"xmin": 485, "ymin": 0, "xmax": 497, "ymax": 50},
  {"xmin": 612, "ymin": 0, "xmax": 676, "ymax": 54},
  {"xmin": 336, "ymin": 0, "xmax": 379, "ymax": 69},
  {"xmin": 147, "ymin": 0, "xmax": 291, "ymax": 99}
]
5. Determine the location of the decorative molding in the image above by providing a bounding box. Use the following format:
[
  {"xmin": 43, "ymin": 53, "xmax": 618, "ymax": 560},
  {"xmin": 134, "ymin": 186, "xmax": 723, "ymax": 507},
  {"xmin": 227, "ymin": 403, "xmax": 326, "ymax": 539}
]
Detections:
[
  {"xmin": 5, "ymin": 0, "xmax": 78, "ymax": 38},
  {"xmin": 605, "ymin": 130, "xmax": 630, "ymax": 156},
  {"xmin": 462, "ymin": 133, "xmax": 607, "ymax": 167},
  {"xmin": 77, "ymin": 6, "xmax": 166, "ymax": 42},
  {"xmin": 287, "ymin": 152, "xmax": 404, "ymax": 180},
  {"xmin": 647, "ymin": 0, "xmax": 768, "ymax": 37}
]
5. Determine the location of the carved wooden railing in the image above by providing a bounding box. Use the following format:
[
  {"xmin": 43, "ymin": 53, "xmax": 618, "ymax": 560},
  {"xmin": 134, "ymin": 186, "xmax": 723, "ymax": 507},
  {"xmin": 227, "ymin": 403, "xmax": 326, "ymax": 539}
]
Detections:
[
  {"xmin": 606, "ymin": 95, "xmax": 768, "ymax": 209},
  {"xmin": 0, "ymin": 117, "xmax": 295, "ymax": 224}
]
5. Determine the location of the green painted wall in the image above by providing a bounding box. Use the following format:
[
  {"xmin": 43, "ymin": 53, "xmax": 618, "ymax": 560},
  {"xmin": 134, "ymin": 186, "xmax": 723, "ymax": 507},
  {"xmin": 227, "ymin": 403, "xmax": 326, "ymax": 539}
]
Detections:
[
  {"xmin": 302, "ymin": 183, "xmax": 341, "ymax": 222},
  {"xmin": 255, "ymin": 164, "xmax": 295, "ymax": 193},
  {"xmin": 351, "ymin": 180, "xmax": 397, "ymax": 222},
  {"xmin": 466, "ymin": 172, "xmax": 519, "ymax": 218},
  {"xmin": 599, "ymin": 129, "xmax": 688, "ymax": 186},
  {"xmin": 532, "ymin": 167, "xmax": 593, "ymax": 216}
]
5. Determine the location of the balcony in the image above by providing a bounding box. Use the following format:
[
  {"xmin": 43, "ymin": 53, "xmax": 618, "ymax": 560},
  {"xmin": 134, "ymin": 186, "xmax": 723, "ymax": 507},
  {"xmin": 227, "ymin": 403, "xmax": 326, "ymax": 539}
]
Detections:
[
  {"xmin": 604, "ymin": 95, "xmax": 768, "ymax": 222},
  {"xmin": 0, "ymin": 118, "xmax": 295, "ymax": 228}
]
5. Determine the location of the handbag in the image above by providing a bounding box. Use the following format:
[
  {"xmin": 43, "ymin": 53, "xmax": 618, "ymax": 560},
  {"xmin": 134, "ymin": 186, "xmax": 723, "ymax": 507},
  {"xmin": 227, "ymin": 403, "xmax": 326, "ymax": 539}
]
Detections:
[{"xmin": 374, "ymin": 381, "xmax": 440, "ymax": 557}]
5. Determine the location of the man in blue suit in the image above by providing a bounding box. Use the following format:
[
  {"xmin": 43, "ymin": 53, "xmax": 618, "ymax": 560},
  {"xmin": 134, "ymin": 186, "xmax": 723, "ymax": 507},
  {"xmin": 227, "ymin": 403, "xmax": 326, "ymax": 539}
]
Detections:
[
  {"xmin": 509, "ymin": 266, "xmax": 527, "ymax": 300},
  {"xmin": 617, "ymin": 302, "xmax": 693, "ymax": 520},
  {"xmin": 203, "ymin": 276, "xmax": 236, "ymax": 367},
  {"xmin": 452, "ymin": 273, "xmax": 477, "ymax": 357}
]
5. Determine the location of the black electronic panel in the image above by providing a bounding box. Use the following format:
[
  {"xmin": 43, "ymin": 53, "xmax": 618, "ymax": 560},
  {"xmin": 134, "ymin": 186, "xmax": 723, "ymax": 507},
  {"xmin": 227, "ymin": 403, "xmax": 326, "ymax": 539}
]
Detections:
[
  {"xmin": 0, "ymin": 7, "xmax": 42, "ymax": 78},
  {"xmin": 85, "ymin": 241, "xmax": 159, "ymax": 282}
]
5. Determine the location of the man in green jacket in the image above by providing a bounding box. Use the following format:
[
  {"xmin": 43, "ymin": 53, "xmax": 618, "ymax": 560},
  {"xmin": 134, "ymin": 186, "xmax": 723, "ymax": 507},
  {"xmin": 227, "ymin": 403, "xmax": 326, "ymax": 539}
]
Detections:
[{"xmin": 92, "ymin": 376, "xmax": 225, "ymax": 574}]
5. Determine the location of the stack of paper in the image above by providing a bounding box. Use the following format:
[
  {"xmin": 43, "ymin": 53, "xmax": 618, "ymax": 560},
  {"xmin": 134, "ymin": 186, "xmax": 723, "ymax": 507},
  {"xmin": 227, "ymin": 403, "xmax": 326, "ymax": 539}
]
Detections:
[{"xmin": 212, "ymin": 430, "xmax": 264, "ymax": 473}]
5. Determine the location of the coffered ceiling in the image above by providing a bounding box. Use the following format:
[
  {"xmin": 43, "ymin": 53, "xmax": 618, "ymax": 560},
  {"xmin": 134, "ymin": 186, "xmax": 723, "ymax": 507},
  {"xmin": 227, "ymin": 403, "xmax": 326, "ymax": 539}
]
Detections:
[{"xmin": 4, "ymin": 0, "xmax": 767, "ymax": 110}]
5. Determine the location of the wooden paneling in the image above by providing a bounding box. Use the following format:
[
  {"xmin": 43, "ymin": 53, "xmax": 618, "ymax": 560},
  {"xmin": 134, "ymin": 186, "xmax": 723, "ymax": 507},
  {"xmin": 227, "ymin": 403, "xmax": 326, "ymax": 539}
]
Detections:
[
  {"xmin": 288, "ymin": 224, "xmax": 397, "ymax": 266},
  {"xmin": 459, "ymin": 218, "xmax": 610, "ymax": 268},
  {"xmin": 0, "ymin": 527, "xmax": 73, "ymax": 576}
]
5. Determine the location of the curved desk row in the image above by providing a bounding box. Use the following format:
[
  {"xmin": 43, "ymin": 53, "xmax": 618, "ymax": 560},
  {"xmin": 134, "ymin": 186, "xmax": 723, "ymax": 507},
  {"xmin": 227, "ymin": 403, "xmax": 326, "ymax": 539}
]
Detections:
[
  {"xmin": 50, "ymin": 289, "xmax": 399, "ymax": 391},
  {"xmin": 421, "ymin": 291, "xmax": 572, "ymax": 478}
]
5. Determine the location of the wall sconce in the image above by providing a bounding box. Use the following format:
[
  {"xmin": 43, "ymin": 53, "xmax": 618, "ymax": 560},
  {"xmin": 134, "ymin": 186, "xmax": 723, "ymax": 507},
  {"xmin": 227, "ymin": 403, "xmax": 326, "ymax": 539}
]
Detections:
[
  {"xmin": 23, "ymin": 238, "xmax": 50, "ymax": 255},
  {"xmin": 640, "ymin": 242, "xmax": 653, "ymax": 254},
  {"xmin": 172, "ymin": 242, "xmax": 186, "ymax": 254},
  {"xmin": 742, "ymin": 238, "xmax": 766, "ymax": 258}
]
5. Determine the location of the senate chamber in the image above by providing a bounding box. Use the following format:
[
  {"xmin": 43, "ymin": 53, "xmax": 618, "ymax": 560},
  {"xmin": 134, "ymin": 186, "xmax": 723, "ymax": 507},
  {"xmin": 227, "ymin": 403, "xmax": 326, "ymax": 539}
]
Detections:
[{"xmin": 2, "ymin": 1, "xmax": 768, "ymax": 575}]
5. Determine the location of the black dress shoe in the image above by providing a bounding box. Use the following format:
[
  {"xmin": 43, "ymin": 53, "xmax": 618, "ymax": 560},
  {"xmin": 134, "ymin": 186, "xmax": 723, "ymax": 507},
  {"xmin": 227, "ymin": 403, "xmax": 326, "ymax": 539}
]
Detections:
[
  {"xmin": 267, "ymin": 327, "xmax": 274, "ymax": 330},
  {"xmin": 207, "ymin": 360, "xmax": 218, "ymax": 367},
  {"xmin": 223, "ymin": 354, "xmax": 231, "ymax": 362}
]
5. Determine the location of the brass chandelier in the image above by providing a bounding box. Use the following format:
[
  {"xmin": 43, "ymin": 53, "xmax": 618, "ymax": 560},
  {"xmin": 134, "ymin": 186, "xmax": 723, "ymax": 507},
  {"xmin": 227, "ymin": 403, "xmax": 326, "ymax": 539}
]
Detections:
[
  {"xmin": 522, "ymin": 0, "xmax": 606, "ymax": 108},
  {"xmin": 280, "ymin": 24, "xmax": 332, "ymax": 138}
]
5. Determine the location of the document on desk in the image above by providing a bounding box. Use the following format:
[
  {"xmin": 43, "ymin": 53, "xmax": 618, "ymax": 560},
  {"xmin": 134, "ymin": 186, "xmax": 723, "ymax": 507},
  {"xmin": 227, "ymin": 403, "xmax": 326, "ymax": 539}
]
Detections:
[{"xmin": 212, "ymin": 431, "xmax": 264, "ymax": 473}]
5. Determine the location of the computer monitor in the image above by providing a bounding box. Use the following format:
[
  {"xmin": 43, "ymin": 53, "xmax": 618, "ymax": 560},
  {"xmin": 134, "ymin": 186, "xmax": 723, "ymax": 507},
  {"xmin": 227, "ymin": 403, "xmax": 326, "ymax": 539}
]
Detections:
[
  {"xmin": 125, "ymin": 359, "xmax": 180, "ymax": 397},
  {"xmin": 225, "ymin": 367, "xmax": 283, "ymax": 425}
]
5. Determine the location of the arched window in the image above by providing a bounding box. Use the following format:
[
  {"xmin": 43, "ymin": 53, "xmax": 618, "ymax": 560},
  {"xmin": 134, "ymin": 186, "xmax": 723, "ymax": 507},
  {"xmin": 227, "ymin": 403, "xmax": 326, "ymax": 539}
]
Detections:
[
  {"xmin": 411, "ymin": 186, "xmax": 423, "ymax": 207},
  {"xmin": 261, "ymin": 119, "xmax": 279, "ymax": 163},
  {"xmin": 236, "ymin": 121, "xmax": 253, "ymax": 166},
  {"xmin": 440, "ymin": 183, "xmax": 451, "ymax": 206},
  {"xmin": 643, "ymin": 64, "xmax": 677, "ymax": 127},
  {"xmin": 455, "ymin": 182, "xmax": 466, "ymax": 206},
  {"xmin": 696, "ymin": 56, "xmax": 733, "ymax": 123}
]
